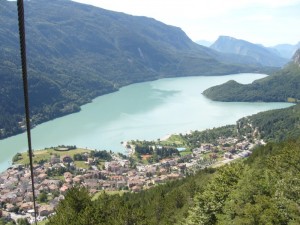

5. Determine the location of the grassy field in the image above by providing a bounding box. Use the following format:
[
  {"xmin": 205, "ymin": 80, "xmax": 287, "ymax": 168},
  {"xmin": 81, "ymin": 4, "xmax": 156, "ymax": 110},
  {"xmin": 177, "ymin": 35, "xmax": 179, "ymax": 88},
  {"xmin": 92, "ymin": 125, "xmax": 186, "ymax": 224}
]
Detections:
[
  {"xmin": 14, "ymin": 148, "xmax": 92, "ymax": 165},
  {"xmin": 74, "ymin": 160, "xmax": 90, "ymax": 169},
  {"xmin": 179, "ymin": 149, "xmax": 192, "ymax": 156},
  {"xmin": 160, "ymin": 134, "xmax": 186, "ymax": 147}
]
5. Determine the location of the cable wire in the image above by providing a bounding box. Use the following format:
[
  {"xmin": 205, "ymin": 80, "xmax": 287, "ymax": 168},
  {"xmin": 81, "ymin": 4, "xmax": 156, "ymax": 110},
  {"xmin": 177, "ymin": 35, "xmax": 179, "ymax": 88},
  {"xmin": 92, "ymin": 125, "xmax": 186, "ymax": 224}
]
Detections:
[{"xmin": 17, "ymin": 0, "xmax": 38, "ymax": 224}]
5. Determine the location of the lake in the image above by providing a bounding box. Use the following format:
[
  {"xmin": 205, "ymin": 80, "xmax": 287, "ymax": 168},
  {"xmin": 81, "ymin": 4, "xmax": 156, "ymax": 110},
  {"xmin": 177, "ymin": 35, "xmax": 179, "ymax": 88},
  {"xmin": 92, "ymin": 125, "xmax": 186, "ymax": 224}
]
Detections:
[{"xmin": 0, "ymin": 73, "xmax": 293, "ymax": 172}]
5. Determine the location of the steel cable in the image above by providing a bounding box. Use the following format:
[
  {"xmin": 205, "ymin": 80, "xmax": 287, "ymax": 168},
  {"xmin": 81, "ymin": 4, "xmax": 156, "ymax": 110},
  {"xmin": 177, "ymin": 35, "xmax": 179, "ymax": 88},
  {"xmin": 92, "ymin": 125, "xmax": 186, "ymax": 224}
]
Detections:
[{"xmin": 17, "ymin": 0, "xmax": 38, "ymax": 224}]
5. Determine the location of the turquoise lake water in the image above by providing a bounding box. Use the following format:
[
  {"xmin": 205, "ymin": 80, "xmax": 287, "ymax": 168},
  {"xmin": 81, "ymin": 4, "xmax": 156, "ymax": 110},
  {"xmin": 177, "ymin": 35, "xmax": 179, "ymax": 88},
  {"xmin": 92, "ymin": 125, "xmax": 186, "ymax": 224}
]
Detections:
[{"xmin": 0, "ymin": 74, "xmax": 293, "ymax": 172}]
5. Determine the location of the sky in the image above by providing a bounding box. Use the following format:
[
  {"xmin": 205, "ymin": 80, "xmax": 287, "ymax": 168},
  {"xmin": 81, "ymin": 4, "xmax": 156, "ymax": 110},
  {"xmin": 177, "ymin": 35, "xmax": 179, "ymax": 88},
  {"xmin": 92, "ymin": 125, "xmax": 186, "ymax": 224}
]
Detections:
[{"xmin": 73, "ymin": 0, "xmax": 300, "ymax": 47}]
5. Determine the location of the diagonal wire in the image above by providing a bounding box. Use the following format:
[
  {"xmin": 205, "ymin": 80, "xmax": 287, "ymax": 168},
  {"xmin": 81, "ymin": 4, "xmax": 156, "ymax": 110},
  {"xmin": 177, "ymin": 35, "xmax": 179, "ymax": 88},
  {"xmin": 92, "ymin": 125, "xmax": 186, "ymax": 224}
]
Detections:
[{"xmin": 17, "ymin": 0, "xmax": 38, "ymax": 224}]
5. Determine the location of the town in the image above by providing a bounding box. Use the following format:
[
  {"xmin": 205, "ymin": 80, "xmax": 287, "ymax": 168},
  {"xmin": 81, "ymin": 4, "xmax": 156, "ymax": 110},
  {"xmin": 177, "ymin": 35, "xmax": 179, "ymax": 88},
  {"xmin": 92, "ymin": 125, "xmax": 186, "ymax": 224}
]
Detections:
[{"xmin": 0, "ymin": 133, "xmax": 261, "ymax": 224}]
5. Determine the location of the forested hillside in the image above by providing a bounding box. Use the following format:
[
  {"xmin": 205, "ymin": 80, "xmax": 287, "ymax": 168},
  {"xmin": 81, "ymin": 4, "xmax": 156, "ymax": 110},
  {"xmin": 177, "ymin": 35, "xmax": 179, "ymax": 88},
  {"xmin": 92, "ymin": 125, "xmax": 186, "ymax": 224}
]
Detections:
[
  {"xmin": 0, "ymin": 0, "xmax": 265, "ymax": 139},
  {"xmin": 185, "ymin": 137, "xmax": 300, "ymax": 224},
  {"xmin": 237, "ymin": 103, "xmax": 300, "ymax": 142},
  {"xmin": 47, "ymin": 169, "xmax": 215, "ymax": 225},
  {"xmin": 203, "ymin": 50, "xmax": 300, "ymax": 102}
]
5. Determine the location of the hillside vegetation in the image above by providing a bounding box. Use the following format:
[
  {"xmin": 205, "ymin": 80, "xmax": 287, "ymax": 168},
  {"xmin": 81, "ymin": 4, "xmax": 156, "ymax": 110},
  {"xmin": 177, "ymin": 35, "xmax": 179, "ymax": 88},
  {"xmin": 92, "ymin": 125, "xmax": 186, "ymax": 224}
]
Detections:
[
  {"xmin": 184, "ymin": 137, "xmax": 300, "ymax": 225},
  {"xmin": 237, "ymin": 103, "xmax": 300, "ymax": 142}
]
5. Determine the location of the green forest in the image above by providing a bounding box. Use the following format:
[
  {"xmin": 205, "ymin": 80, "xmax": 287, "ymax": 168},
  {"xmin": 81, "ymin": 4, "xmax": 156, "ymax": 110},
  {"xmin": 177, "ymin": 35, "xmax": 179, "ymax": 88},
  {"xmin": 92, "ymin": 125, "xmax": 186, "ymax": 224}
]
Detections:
[
  {"xmin": 203, "ymin": 62, "xmax": 300, "ymax": 102},
  {"xmin": 46, "ymin": 136, "xmax": 300, "ymax": 225},
  {"xmin": 237, "ymin": 104, "xmax": 300, "ymax": 142}
]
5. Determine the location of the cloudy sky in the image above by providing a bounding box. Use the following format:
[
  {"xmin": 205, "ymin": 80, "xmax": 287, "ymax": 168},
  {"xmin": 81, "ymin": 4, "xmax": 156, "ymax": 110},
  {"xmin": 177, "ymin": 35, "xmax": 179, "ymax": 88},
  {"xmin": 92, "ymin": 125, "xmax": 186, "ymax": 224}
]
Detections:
[{"xmin": 73, "ymin": 0, "xmax": 300, "ymax": 47}]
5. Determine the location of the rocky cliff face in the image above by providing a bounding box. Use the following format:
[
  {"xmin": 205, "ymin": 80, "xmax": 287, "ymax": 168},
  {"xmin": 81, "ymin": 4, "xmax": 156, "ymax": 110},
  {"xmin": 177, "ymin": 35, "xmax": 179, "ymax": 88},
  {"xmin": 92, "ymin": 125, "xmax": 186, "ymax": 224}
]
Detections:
[
  {"xmin": 292, "ymin": 49, "xmax": 300, "ymax": 66},
  {"xmin": 210, "ymin": 36, "xmax": 288, "ymax": 67}
]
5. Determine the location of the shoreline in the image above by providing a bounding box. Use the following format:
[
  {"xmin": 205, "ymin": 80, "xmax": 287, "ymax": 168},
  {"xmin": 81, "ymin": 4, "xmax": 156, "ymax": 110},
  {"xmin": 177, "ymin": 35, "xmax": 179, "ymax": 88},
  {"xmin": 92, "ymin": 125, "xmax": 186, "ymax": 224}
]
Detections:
[{"xmin": 0, "ymin": 74, "xmax": 293, "ymax": 173}]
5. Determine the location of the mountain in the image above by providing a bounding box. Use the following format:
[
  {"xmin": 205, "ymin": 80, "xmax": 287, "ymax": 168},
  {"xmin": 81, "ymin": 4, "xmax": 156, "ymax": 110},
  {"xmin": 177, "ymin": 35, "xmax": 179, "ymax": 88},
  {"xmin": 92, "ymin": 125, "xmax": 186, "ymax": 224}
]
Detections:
[
  {"xmin": 210, "ymin": 36, "xmax": 289, "ymax": 67},
  {"xmin": 292, "ymin": 49, "xmax": 300, "ymax": 65},
  {"xmin": 0, "ymin": 0, "xmax": 266, "ymax": 139},
  {"xmin": 271, "ymin": 42, "xmax": 300, "ymax": 59},
  {"xmin": 195, "ymin": 40, "xmax": 212, "ymax": 47},
  {"xmin": 203, "ymin": 50, "xmax": 300, "ymax": 102}
]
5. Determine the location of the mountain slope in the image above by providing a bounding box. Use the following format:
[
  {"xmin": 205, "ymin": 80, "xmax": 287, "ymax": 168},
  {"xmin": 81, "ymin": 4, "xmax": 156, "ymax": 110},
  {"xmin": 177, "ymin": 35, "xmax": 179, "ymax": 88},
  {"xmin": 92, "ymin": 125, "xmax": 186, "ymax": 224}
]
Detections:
[
  {"xmin": 202, "ymin": 50, "xmax": 300, "ymax": 102},
  {"xmin": 185, "ymin": 137, "xmax": 300, "ymax": 224},
  {"xmin": 237, "ymin": 103, "xmax": 300, "ymax": 142},
  {"xmin": 0, "ymin": 0, "xmax": 265, "ymax": 138},
  {"xmin": 211, "ymin": 36, "xmax": 288, "ymax": 67}
]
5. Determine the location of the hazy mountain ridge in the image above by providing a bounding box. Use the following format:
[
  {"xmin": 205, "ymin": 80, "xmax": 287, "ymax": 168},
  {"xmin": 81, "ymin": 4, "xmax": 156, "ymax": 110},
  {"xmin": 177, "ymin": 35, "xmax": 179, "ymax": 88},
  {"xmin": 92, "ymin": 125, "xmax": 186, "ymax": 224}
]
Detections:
[
  {"xmin": 0, "ymin": 0, "xmax": 266, "ymax": 138},
  {"xmin": 210, "ymin": 36, "xmax": 289, "ymax": 67},
  {"xmin": 272, "ymin": 42, "xmax": 300, "ymax": 59},
  {"xmin": 203, "ymin": 50, "xmax": 300, "ymax": 102}
]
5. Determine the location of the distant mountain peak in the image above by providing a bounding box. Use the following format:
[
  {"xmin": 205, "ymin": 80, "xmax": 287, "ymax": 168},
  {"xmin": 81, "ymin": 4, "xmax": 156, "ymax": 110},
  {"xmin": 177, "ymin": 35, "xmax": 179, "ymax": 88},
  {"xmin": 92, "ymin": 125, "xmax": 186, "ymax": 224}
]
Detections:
[{"xmin": 210, "ymin": 35, "xmax": 288, "ymax": 67}]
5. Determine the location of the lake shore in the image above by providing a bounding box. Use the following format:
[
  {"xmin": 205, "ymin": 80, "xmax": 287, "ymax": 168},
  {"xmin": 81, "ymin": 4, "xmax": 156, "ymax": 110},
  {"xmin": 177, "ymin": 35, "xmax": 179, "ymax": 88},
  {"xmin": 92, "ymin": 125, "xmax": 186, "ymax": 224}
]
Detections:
[{"xmin": 0, "ymin": 74, "xmax": 293, "ymax": 172}]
